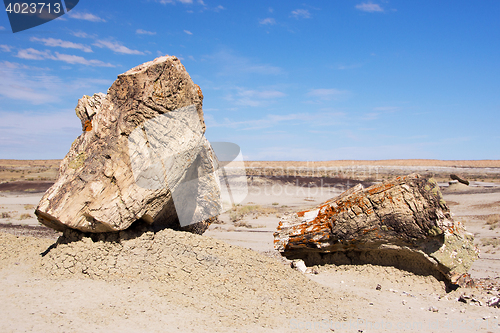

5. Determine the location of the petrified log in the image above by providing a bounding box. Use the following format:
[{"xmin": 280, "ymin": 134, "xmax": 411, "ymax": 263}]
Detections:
[
  {"xmin": 36, "ymin": 56, "xmax": 221, "ymax": 234},
  {"xmin": 274, "ymin": 174, "xmax": 478, "ymax": 283},
  {"xmin": 450, "ymin": 174, "xmax": 469, "ymax": 186}
]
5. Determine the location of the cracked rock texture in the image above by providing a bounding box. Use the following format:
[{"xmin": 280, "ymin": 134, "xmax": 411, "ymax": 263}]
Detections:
[
  {"xmin": 36, "ymin": 56, "xmax": 217, "ymax": 234},
  {"xmin": 274, "ymin": 173, "xmax": 479, "ymax": 284}
]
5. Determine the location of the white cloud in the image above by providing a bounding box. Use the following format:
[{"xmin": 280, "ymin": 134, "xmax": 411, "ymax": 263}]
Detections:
[
  {"xmin": 0, "ymin": 61, "xmax": 63, "ymax": 104},
  {"xmin": 15, "ymin": 48, "xmax": 114, "ymax": 67},
  {"xmin": 0, "ymin": 26, "xmax": 5, "ymax": 30},
  {"xmin": 0, "ymin": 109, "xmax": 83, "ymax": 159},
  {"xmin": 68, "ymin": 11, "xmax": 106, "ymax": 22},
  {"xmin": 355, "ymin": 2, "xmax": 384, "ymax": 12},
  {"xmin": 291, "ymin": 9, "xmax": 311, "ymax": 19},
  {"xmin": 136, "ymin": 29, "xmax": 156, "ymax": 35},
  {"xmin": 268, "ymin": 7, "xmax": 274, "ymax": 13},
  {"xmin": 30, "ymin": 37, "xmax": 92, "ymax": 53},
  {"xmin": 208, "ymin": 49, "xmax": 283, "ymax": 76},
  {"xmin": 206, "ymin": 110, "xmax": 345, "ymax": 132},
  {"xmin": 336, "ymin": 63, "xmax": 364, "ymax": 70},
  {"xmin": 307, "ymin": 88, "xmax": 349, "ymax": 100},
  {"xmin": 0, "ymin": 45, "xmax": 12, "ymax": 52},
  {"xmin": 259, "ymin": 18, "xmax": 276, "ymax": 25},
  {"xmin": 93, "ymin": 40, "xmax": 145, "ymax": 55},
  {"xmin": 184, "ymin": 30, "xmax": 193, "ymax": 35},
  {"xmin": 71, "ymin": 31, "xmax": 93, "ymax": 38},
  {"xmin": 215, "ymin": 5, "xmax": 225, "ymax": 11},
  {"xmin": 16, "ymin": 48, "xmax": 51, "ymax": 60},
  {"xmin": 52, "ymin": 52, "xmax": 115, "ymax": 67},
  {"xmin": 225, "ymin": 88, "xmax": 286, "ymax": 107}
]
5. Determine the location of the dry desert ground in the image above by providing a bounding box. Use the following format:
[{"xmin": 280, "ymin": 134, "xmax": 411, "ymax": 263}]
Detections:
[{"xmin": 1, "ymin": 159, "xmax": 500, "ymax": 332}]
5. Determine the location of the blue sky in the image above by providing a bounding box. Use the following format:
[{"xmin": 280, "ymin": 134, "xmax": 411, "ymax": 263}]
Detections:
[{"xmin": 0, "ymin": 0, "xmax": 499, "ymax": 161}]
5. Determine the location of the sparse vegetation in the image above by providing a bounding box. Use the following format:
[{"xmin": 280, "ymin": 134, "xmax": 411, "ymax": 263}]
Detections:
[
  {"xmin": 1, "ymin": 212, "xmax": 11, "ymax": 218},
  {"xmin": 18, "ymin": 213, "xmax": 32, "ymax": 220},
  {"xmin": 229, "ymin": 204, "xmax": 281, "ymax": 222},
  {"xmin": 481, "ymin": 237, "xmax": 500, "ymax": 248},
  {"xmin": 24, "ymin": 204, "xmax": 35, "ymax": 210},
  {"xmin": 486, "ymin": 214, "xmax": 500, "ymax": 230}
]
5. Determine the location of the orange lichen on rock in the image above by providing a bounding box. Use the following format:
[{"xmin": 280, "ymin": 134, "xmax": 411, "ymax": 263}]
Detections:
[
  {"xmin": 84, "ymin": 120, "xmax": 92, "ymax": 131},
  {"xmin": 273, "ymin": 173, "xmax": 479, "ymax": 284},
  {"xmin": 195, "ymin": 84, "xmax": 203, "ymax": 100}
]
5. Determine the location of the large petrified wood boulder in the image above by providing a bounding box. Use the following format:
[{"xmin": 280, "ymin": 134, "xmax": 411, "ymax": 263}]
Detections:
[
  {"xmin": 274, "ymin": 174, "xmax": 478, "ymax": 284},
  {"xmin": 35, "ymin": 56, "xmax": 220, "ymax": 234}
]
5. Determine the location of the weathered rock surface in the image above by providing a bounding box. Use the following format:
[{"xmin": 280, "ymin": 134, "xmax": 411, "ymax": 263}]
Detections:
[
  {"xmin": 36, "ymin": 56, "xmax": 220, "ymax": 234},
  {"xmin": 274, "ymin": 173, "xmax": 479, "ymax": 284},
  {"xmin": 450, "ymin": 174, "xmax": 469, "ymax": 186}
]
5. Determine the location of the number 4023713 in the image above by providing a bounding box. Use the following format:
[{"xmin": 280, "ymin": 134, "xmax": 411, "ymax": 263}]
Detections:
[{"xmin": 5, "ymin": 2, "xmax": 61, "ymax": 14}]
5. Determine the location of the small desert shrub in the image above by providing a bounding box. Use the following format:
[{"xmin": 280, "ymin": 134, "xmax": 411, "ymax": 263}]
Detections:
[
  {"xmin": 24, "ymin": 204, "xmax": 35, "ymax": 210},
  {"xmin": 230, "ymin": 205, "xmax": 258, "ymax": 222},
  {"xmin": 481, "ymin": 238, "xmax": 500, "ymax": 248},
  {"xmin": 487, "ymin": 214, "xmax": 500, "ymax": 225},
  {"xmin": 229, "ymin": 204, "xmax": 280, "ymax": 222},
  {"xmin": 18, "ymin": 213, "xmax": 32, "ymax": 220},
  {"xmin": 1, "ymin": 212, "xmax": 11, "ymax": 218},
  {"xmin": 234, "ymin": 221, "xmax": 253, "ymax": 228},
  {"xmin": 487, "ymin": 214, "xmax": 500, "ymax": 230},
  {"xmin": 272, "ymin": 202, "xmax": 279, "ymax": 206}
]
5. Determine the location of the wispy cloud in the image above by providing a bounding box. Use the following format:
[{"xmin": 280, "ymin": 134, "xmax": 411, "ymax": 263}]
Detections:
[
  {"xmin": 52, "ymin": 52, "xmax": 115, "ymax": 66},
  {"xmin": 336, "ymin": 63, "xmax": 364, "ymax": 70},
  {"xmin": 16, "ymin": 48, "xmax": 51, "ymax": 60},
  {"xmin": 0, "ymin": 45, "xmax": 12, "ymax": 52},
  {"xmin": 291, "ymin": 9, "xmax": 311, "ymax": 19},
  {"xmin": 68, "ymin": 11, "xmax": 106, "ymax": 22},
  {"xmin": 0, "ymin": 61, "xmax": 62, "ymax": 104},
  {"xmin": 30, "ymin": 37, "xmax": 92, "ymax": 52},
  {"xmin": 259, "ymin": 18, "xmax": 276, "ymax": 25},
  {"xmin": 207, "ymin": 110, "xmax": 344, "ymax": 131},
  {"xmin": 0, "ymin": 26, "xmax": 5, "ymax": 30},
  {"xmin": 361, "ymin": 106, "xmax": 400, "ymax": 121},
  {"xmin": 136, "ymin": 29, "xmax": 156, "ymax": 35},
  {"xmin": 184, "ymin": 30, "xmax": 193, "ymax": 35},
  {"xmin": 207, "ymin": 49, "xmax": 284, "ymax": 76},
  {"xmin": 15, "ymin": 48, "xmax": 114, "ymax": 67},
  {"xmin": 214, "ymin": 5, "xmax": 225, "ymax": 12},
  {"xmin": 93, "ymin": 40, "xmax": 144, "ymax": 55},
  {"xmin": 71, "ymin": 31, "xmax": 94, "ymax": 38},
  {"xmin": 0, "ymin": 109, "xmax": 82, "ymax": 159},
  {"xmin": 355, "ymin": 2, "xmax": 384, "ymax": 12},
  {"xmin": 307, "ymin": 88, "xmax": 349, "ymax": 100},
  {"xmin": 226, "ymin": 88, "xmax": 286, "ymax": 107}
]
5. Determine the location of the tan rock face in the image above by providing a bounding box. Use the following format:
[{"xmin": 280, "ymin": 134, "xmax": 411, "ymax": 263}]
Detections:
[
  {"xmin": 274, "ymin": 174, "xmax": 479, "ymax": 284},
  {"xmin": 36, "ymin": 56, "xmax": 219, "ymax": 234}
]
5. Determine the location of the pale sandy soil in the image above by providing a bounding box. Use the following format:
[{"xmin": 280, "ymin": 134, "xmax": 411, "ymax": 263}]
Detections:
[{"xmin": 1, "ymin": 162, "xmax": 500, "ymax": 332}]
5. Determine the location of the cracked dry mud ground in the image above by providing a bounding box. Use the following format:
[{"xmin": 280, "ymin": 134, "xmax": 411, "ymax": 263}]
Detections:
[{"xmin": 1, "ymin": 168, "xmax": 500, "ymax": 332}]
